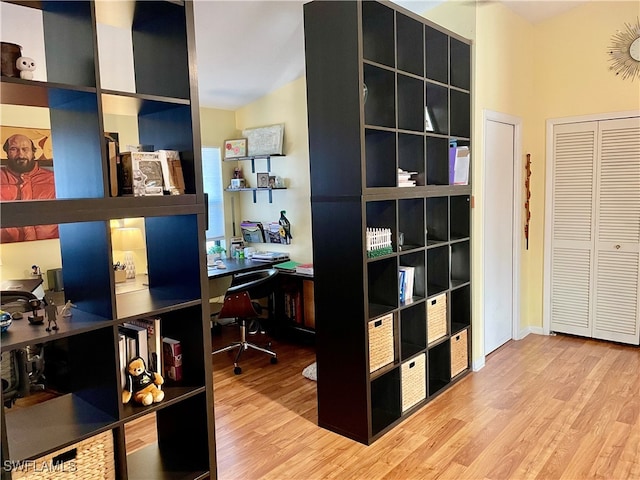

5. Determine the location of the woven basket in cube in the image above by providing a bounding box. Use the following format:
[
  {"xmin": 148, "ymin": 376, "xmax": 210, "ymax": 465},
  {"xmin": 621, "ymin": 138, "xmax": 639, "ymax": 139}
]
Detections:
[
  {"xmin": 368, "ymin": 314, "xmax": 394, "ymax": 373},
  {"xmin": 450, "ymin": 329, "xmax": 468, "ymax": 378},
  {"xmin": 12, "ymin": 430, "xmax": 115, "ymax": 480},
  {"xmin": 427, "ymin": 293, "xmax": 447, "ymax": 344},
  {"xmin": 401, "ymin": 353, "xmax": 426, "ymax": 412}
]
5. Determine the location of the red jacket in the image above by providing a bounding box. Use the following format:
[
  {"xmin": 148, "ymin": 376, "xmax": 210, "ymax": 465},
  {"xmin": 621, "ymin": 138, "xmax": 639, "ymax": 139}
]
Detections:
[{"xmin": 1, "ymin": 164, "xmax": 59, "ymax": 242}]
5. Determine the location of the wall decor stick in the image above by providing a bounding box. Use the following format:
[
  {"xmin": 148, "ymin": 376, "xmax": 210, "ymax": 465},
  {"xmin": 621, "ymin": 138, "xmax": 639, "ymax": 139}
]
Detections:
[{"xmin": 525, "ymin": 154, "xmax": 532, "ymax": 250}]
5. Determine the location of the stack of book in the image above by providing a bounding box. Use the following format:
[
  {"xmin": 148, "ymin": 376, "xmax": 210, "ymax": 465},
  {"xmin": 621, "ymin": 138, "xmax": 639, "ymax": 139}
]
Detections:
[
  {"xmin": 118, "ymin": 317, "xmax": 162, "ymax": 387},
  {"xmin": 398, "ymin": 168, "xmax": 417, "ymax": 187},
  {"xmin": 295, "ymin": 263, "xmax": 314, "ymax": 276}
]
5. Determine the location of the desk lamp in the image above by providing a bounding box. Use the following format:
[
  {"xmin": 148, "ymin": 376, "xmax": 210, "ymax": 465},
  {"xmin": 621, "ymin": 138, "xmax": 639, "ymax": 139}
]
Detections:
[{"xmin": 112, "ymin": 227, "xmax": 145, "ymax": 279}]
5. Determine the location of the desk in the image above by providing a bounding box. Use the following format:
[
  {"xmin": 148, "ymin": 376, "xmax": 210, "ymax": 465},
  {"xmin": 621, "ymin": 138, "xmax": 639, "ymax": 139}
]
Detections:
[
  {"xmin": 207, "ymin": 259, "xmax": 315, "ymax": 341},
  {"xmin": 207, "ymin": 258, "xmax": 278, "ymax": 279}
]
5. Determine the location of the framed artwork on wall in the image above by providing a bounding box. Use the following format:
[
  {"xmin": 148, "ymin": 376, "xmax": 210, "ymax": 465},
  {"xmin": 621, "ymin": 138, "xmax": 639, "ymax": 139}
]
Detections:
[
  {"xmin": 1, "ymin": 125, "xmax": 58, "ymax": 242},
  {"xmin": 224, "ymin": 138, "xmax": 247, "ymax": 159}
]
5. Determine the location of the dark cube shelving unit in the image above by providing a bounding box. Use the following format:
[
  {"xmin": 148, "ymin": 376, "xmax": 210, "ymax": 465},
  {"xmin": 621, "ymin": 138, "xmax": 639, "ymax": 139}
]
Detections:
[
  {"xmin": 0, "ymin": 1, "xmax": 216, "ymax": 478},
  {"xmin": 304, "ymin": 0, "xmax": 472, "ymax": 445}
]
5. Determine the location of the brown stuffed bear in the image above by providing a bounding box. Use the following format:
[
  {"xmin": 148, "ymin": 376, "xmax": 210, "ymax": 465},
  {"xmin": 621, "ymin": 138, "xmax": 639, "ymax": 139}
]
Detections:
[{"xmin": 122, "ymin": 356, "xmax": 165, "ymax": 406}]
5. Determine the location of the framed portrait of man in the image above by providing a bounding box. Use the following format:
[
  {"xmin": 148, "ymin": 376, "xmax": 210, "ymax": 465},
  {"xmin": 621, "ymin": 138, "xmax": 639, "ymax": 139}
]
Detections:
[{"xmin": 1, "ymin": 125, "xmax": 59, "ymax": 242}]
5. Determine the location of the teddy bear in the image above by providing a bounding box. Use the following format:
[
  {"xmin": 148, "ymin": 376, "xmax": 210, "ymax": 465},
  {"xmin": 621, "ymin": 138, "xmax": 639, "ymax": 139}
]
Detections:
[
  {"xmin": 16, "ymin": 56, "xmax": 36, "ymax": 80},
  {"xmin": 122, "ymin": 356, "xmax": 164, "ymax": 406}
]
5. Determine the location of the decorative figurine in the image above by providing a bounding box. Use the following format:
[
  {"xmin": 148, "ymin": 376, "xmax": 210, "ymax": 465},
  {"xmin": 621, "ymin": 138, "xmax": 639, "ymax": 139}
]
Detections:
[
  {"xmin": 44, "ymin": 298, "xmax": 58, "ymax": 332},
  {"xmin": 279, "ymin": 210, "xmax": 292, "ymax": 245},
  {"xmin": 27, "ymin": 298, "xmax": 43, "ymax": 324},
  {"xmin": 16, "ymin": 56, "xmax": 35, "ymax": 80},
  {"xmin": 60, "ymin": 300, "xmax": 76, "ymax": 317}
]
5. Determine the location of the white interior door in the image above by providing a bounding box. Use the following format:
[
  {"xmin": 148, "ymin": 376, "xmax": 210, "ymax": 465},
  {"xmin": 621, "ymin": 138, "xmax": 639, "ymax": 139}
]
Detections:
[
  {"xmin": 484, "ymin": 118, "xmax": 515, "ymax": 354},
  {"xmin": 592, "ymin": 117, "xmax": 640, "ymax": 344},
  {"xmin": 549, "ymin": 122, "xmax": 597, "ymax": 337},
  {"xmin": 548, "ymin": 116, "xmax": 640, "ymax": 345}
]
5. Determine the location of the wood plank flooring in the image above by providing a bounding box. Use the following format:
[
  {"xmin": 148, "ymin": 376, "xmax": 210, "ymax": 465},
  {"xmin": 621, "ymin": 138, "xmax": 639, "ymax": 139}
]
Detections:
[{"xmin": 126, "ymin": 329, "xmax": 639, "ymax": 479}]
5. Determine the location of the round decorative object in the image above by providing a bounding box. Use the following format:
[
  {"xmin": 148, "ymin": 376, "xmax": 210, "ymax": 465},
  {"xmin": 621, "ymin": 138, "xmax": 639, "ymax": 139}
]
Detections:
[
  {"xmin": 0, "ymin": 310, "xmax": 12, "ymax": 333},
  {"xmin": 607, "ymin": 18, "xmax": 640, "ymax": 80}
]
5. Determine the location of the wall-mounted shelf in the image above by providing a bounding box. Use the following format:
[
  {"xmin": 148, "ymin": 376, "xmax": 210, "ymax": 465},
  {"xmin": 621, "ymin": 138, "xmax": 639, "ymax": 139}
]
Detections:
[
  {"xmin": 222, "ymin": 154, "xmax": 284, "ymax": 173},
  {"xmin": 225, "ymin": 187, "xmax": 287, "ymax": 203}
]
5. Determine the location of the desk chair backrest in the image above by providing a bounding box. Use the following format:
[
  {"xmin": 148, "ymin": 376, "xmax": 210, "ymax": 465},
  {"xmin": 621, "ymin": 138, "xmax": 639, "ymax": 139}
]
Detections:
[{"xmin": 219, "ymin": 268, "xmax": 278, "ymax": 320}]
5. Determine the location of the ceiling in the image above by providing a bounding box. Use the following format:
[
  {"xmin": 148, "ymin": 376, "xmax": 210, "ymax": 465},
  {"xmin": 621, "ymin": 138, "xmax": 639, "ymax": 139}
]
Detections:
[{"xmin": 193, "ymin": 0, "xmax": 587, "ymax": 110}]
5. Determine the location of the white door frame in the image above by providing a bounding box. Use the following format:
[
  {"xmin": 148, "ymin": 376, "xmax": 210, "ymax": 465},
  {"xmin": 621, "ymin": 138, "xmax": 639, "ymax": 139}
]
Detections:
[
  {"xmin": 542, "ymin": 110, "xmax": 640, "ymax": 335},
  {"xmin": 481, "ymin": 109, "xmax": 523, "ymax": 362}
]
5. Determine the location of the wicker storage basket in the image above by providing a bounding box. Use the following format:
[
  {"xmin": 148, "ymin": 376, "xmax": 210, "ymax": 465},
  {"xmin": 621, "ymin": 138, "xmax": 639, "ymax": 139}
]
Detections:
[
  {"xmin": 12, "ymin": 430, "xmax": 115, "ymax": 480},
  {"xmin": 401, "ymin": 353, "xmax": 426, "ymax": 412},
  {"xmin": 450, "ymin": 329, "xmax": 468, "ymax": 378},
  {"xmin": 368, "ymin": 313, "xmax": 394, "ymax": 373},
  {"xmin": 427, "ymin": 293, "xmax": 447, "ymax": 344}
]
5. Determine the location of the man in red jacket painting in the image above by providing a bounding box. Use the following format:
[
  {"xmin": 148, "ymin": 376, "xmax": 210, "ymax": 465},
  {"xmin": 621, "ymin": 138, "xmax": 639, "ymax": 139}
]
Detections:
[{"xmin": 1, "ymin": 133, "xmax": 58, "ymax": 242}]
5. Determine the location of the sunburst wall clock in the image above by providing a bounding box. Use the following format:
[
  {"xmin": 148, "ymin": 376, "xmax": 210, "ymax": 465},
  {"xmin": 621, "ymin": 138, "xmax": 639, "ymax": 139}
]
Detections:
[{"xmin": 608, "ymin": 18, "xmax": 640, "ymax": 81}]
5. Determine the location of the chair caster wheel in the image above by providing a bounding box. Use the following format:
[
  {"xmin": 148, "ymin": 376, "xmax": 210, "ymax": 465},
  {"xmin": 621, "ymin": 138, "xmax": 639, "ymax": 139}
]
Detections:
[
  {"xmin": 234, "ymin": 366, "xmax": 242, "ymax": 375},
  {"xmin": 270, "ymin": 357, "xmax": 278, "ymax": 365},
  {"xmin": 212, "ymin": 323, "xmax": 222, "ymax": 335}
]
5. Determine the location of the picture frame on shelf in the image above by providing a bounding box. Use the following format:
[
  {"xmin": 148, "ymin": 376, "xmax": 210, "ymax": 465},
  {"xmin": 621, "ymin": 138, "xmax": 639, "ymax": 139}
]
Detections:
[
  {"xmin": 257, "ymin": 172, "xmax": 270, "ymax": 188},
  {"xmin": 224, "ymin": 138, "xmax": 247, "ymax": 159},
  {"xmin": 242, "ymin": 123, "xmax": 284, "ymax": 156},
  {"xmin": 131, "ymin": 151, "xmax": 164, "ymax": 196}
]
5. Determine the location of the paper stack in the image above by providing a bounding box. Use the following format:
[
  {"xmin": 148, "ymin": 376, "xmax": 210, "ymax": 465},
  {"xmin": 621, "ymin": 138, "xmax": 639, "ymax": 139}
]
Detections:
[{"xmin": 398, "ymin": 168, "xmax": 417, "ymax": 187}]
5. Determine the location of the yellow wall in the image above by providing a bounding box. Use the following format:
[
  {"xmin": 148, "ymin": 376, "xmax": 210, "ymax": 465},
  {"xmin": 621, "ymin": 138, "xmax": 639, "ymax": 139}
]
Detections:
[
  {"xmin": 199, "ymin": 78, "xmax": 313, "ymax": 263},
  {"xmin": 528, "ymin": 1, "xmax": 640, "ymax": 330},
  {"xmin": 416, "ymin": 0, "xmax": 639, "ymax": 363},
  {"xmin": 228, "ymin": 77, "xmax": 313, "ymax": 263}
]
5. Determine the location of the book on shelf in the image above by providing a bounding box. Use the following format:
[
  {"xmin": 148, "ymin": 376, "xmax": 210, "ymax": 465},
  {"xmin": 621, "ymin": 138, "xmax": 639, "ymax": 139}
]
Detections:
[
  {"xmin": 130, "ymin": 151, "xmax": 165, "ymax": 196},
  {"xmin": 157, "ymin": 149, "xmax": 185, "ymax": 195},
  {"xmin": 105, "ymin": 132, "xmax": 120, "ymax": 197},
  {"xmin": 283, "ymin": 286, "xmax": 303, "ymax": 324},
  {"xmin": 399, "ymin": 266, "xmax": 415, "ymax": 301},
  {"xmin": 118, "ymin": 323, "xmax": 149, "ymax": 387},
  {"xmin": 163, "ymin": 337, "xmax": 183, "ymax": 382},
  {"xmin": 449, "ymin": 145, "xmax": 470, "ymax": 185},
  {"xmin": 274, "ymin": 260, "xmax": 301, "ymax": 272},
  {"xmin": 295, "ymin": 263, "xmax": 314, "ymax": 276},
  {"xmin": 126, "ymin": 317, "xmax": 162, "ymax": 373},
  {"xmin": 398, "ymin": 269, "xmax": 406, "ymax": 303}
]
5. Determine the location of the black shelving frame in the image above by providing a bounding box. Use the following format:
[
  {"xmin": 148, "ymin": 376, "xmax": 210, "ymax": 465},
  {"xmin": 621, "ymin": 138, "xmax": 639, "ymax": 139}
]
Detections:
[
  {"xmin": 304, "ymin": 0, "xmax": 472, "ymax": 445},
  {"xmin": 0, "ymin": 1, "xmax": 216, "ymax": 478}
]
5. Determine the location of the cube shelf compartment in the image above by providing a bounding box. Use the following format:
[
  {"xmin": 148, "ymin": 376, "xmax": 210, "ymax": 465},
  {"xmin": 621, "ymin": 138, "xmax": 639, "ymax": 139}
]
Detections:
[{"xmin": 305, "ymin": 0, "xmax": 472, "ymax": 445}]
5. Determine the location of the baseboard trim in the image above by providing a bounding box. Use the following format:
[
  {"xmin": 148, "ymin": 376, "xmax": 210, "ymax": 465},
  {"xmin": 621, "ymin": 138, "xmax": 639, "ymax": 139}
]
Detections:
[{"xmin": 472, "ymin": 357, "xmax": 485, "ymax": 371}]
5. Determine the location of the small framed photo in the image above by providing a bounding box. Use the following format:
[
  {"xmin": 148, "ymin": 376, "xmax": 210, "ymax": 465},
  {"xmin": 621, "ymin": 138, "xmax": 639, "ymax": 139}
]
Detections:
[
  {"xmin": 268, "ymin": 175, "xmax": 276, "ymax": 188},
  {"xmin": 256, "ymin": 172, "xmax": 270, "ymax": 188},
  {"xmin": 224, "ymin": 138, "xmax": 247, "ymax": 159}
]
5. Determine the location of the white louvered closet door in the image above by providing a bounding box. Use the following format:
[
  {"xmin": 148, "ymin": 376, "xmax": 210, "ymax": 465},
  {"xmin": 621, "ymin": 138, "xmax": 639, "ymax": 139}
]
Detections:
[
  {"xmin": 550, "ymin": 122, "xmax": 597, "ymax": 337},
  {"xmin": 550, "ymin": 117, "xmax": 640, "ymax": 345},
  {"xmin": 592, "ymin": 117, "xmax": 640, "ymax": 344}
]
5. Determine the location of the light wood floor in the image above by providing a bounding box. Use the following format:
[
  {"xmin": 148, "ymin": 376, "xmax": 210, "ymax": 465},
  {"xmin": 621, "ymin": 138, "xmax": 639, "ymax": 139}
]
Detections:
[{"xmin": 127, "ymin": 329, "xmax": 640, "ymax": 480}]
